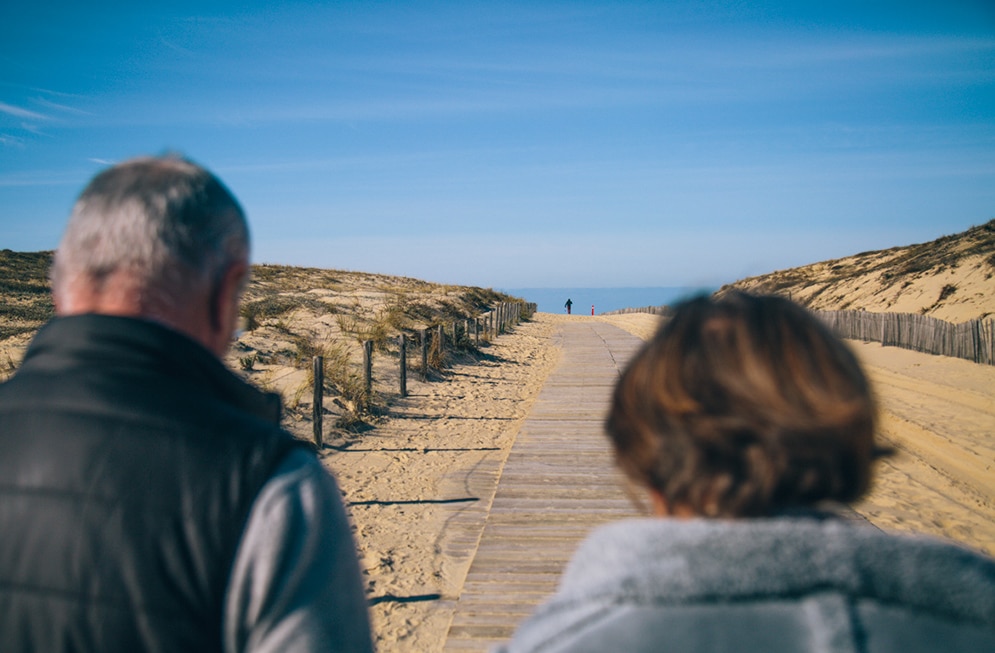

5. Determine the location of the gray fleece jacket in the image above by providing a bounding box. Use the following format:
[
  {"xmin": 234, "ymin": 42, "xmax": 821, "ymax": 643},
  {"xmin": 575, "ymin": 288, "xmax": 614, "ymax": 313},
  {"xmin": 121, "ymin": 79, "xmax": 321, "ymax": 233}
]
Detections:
[{"xmin": 496, "ymin": 516, "xmax": 995, "ymax": 653}]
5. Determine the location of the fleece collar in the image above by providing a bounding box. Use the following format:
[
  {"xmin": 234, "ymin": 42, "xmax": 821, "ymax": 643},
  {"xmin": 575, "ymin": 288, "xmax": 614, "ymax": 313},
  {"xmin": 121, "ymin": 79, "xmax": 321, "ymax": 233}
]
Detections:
[{"xmin": 557, "ymin": 516, "xmax": 995, "ymax": 628}]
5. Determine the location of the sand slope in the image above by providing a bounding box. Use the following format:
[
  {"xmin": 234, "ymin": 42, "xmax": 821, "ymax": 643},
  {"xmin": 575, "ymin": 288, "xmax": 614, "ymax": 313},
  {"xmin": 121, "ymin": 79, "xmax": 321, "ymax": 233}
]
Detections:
[
  {"xmin": 720, "ymin": 220, "xmax": 995, "ymax": 323},
  {"xmin": 849, "ymin": 341, "xmax": 995, "ymax": 554}
]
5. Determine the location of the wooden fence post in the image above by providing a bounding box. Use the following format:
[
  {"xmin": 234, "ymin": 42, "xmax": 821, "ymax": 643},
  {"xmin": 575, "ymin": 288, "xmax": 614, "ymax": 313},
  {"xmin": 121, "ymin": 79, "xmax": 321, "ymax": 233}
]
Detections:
[
  {"xmin": 399, "ymin": 333, "xmax": 407, "ymax": 397},
  {"xmin": 312, "ymin": 355, "xmax": 323, "ymax": 448},
  {"xmin": 363, "ymin": 340, "xmax": 373, "ymax": 401},
  {"xmin": 972, "ymin": 320, "xmax": 982, "ymax": 364},
  {"xmin": 474, "ymin": 317, "xmax": 480, "ymax": 347},
  {"xmin": 420, "ymin": 328, "xmax": 428, "ymax": 380}
]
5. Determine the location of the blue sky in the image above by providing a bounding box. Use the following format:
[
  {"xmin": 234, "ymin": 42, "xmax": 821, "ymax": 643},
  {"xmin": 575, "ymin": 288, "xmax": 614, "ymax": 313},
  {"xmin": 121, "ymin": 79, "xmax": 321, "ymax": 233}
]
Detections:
[{"xmin": 2, "ymin": 1, "xmax": 993, "ymax": 289}]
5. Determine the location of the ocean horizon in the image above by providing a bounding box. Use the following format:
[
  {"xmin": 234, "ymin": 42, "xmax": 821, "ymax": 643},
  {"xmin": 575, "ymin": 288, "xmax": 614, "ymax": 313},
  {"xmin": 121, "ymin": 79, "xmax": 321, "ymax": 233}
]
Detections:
[{"xmin": 499, "ymin": 287, "xmax": 712, "ymax": 315}]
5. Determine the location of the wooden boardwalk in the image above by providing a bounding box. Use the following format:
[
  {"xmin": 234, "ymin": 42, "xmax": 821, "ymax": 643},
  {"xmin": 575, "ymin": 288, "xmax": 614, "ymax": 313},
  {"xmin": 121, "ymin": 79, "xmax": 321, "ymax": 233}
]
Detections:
[{"xmin": 442, "ymin": 320, "xmax": 645, "ymax": 652}]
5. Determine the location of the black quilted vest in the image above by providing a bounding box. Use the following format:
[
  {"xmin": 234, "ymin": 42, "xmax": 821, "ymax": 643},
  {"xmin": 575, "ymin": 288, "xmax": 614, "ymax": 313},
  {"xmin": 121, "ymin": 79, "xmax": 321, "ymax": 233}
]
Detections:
[{"xmin": 0, "ymin": 315, "xmax": 303, "ymax": 652}]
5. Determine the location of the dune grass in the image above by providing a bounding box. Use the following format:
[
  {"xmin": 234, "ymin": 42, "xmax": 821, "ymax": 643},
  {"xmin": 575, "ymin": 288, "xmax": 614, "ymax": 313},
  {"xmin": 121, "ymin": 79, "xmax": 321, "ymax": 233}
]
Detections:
[{"xmin": 0, "ymin": 253, "xmax": 524, "ymax": 436}]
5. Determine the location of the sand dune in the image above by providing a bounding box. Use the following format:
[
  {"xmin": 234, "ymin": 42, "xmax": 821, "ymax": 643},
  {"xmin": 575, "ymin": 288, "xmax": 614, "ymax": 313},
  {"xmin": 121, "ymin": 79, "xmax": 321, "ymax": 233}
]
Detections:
[{"xmin": 719, "ymin": 219, "xmax": 995, "ymax": 323}]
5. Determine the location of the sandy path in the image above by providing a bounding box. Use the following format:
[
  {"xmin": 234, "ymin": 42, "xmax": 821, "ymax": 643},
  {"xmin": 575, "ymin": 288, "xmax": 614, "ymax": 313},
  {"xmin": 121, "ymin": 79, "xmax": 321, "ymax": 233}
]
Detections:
[
  {"xmin": 598, "ymin": 312, "xmax": 995, "ymax": 556},
  {"xmin": 318, "ymin": 314, "xmax": 563, "ymax": 653},
  {"xmin": 314, "ymin": 310, "xmax": 993, "ymax": 652},
  {"xmin": 848, "ymin": 341, "xmax": 995, "ymax": 554}
]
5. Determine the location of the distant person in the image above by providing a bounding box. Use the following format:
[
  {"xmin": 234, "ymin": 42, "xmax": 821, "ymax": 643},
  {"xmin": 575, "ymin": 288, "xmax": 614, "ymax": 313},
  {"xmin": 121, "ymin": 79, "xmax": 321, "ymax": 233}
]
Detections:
[
  {"xmin": 0, "ymin": 155, "xmax": 374, "ymax": 652},
  {"xmin": 498, "ymin": 292, "xmax": 995, "ymax": 652},
  {"xmin": 565, "ymin": 298, "xmax": 572, "ymax": 314}
]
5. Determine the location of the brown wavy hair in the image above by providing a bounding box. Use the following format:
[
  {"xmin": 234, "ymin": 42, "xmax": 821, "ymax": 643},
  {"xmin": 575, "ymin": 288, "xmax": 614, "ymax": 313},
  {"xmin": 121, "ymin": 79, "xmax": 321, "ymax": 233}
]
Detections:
[{"xmin": 606, "ymin": 292, "xmax": 878, "ymax": 518}]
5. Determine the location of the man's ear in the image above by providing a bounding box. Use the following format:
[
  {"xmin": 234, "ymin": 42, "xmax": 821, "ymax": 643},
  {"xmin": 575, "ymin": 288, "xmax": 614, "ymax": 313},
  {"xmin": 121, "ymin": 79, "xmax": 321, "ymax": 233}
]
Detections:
[{"xmin": 208, "ymin": 260, "xmax": 249, "ymax": 354}]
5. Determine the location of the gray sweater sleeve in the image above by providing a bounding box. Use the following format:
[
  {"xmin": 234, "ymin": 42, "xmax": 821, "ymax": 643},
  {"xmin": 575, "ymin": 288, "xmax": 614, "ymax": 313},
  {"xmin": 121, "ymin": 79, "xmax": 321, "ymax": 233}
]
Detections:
[{"xmin": 223, "ymin": 448, "xmax": 374, "ymax": 653}]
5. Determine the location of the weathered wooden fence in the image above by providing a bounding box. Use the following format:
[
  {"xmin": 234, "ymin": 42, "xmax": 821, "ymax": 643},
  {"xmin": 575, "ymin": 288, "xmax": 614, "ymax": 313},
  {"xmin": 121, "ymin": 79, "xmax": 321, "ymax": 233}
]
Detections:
[
  {"xmin": 600, "ymin": 303, "xmax": 995, "ymax": 367},
  {"xmin": 818, "ymin": 311, "xmax": 995, "ymax": 366},
  {"xmin": 601, "ymin": 305, "xmax": 673, "ymax": 317}
]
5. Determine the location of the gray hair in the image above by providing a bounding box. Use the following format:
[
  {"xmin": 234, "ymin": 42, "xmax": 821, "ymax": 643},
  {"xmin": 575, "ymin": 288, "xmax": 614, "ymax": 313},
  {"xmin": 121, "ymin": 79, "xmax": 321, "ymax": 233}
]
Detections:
[{"xmin": 52, "ymin": 155, "xmax": 249, "ymax": 310}]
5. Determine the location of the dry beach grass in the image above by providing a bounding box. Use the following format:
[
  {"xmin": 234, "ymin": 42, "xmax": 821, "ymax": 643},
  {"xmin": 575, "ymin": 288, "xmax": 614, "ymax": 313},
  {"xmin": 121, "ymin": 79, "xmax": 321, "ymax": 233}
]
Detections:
[{"xmin": 720, "ymin": 219, "xmax": 995, "ymax": 323}]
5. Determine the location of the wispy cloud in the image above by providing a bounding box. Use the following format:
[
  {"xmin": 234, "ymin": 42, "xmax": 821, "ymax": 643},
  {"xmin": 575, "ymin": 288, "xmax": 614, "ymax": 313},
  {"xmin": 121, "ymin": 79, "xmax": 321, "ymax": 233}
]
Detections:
[
  {"xmin": 0, "ymin": 101, "xmax": 49, "ymax": 121},
  {"xmin": 32, "ymin": 97, "xmax": 93, "ymax": 116},
  {"xmin": 19, "ymin": 123, "xmax": 49, "ymax": 136},
  {"xmin": 28, "ymin": 87, "xmax": 89, "ymax": 101},
  {"xmin": 0, "ymin": 133, "xmax": 26, "ymax": 148},
  {"xmin": 157, "ymin": 37, "xmax": 198, "ymax": 58}
]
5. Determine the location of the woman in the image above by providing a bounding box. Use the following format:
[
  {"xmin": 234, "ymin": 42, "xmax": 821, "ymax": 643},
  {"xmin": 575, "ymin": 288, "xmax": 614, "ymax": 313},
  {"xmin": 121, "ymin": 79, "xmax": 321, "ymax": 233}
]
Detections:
[{"xmin": 498, "ymin": 292, "xmax": 994, "ymax": 652}]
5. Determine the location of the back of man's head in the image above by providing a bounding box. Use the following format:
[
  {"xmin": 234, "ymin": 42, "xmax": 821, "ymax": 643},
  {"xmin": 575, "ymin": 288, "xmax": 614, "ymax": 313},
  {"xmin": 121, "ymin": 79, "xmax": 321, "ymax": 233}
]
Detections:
[{"xmin": 52, "ymin": 155, "xmax": 249, "ymax": 317}]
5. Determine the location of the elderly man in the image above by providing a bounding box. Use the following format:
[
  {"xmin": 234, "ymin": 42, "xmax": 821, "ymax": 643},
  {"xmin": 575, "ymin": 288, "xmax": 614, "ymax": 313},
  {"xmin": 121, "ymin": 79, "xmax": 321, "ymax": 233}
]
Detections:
[{"xmin": 0, "ymin": 156, "xmax": 374, "ymax": 652}]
